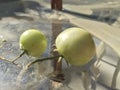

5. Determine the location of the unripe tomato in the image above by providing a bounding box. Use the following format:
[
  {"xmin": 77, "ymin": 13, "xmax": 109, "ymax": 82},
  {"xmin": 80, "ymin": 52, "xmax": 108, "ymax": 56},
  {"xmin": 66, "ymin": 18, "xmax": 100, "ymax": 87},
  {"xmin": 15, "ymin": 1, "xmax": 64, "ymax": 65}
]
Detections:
[
  {"xmin": 19, "ymin": 29, "xmax": 47, "ymax": 57},
  {"xmin": 55, "ymin": 27, "xmax": 96, "ymax": 66}
]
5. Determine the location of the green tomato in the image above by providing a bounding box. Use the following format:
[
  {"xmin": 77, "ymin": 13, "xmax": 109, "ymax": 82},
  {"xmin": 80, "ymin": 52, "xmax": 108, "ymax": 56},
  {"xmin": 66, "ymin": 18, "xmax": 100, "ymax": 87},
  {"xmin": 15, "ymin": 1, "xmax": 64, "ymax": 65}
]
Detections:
[
  {"xmin": 19, "ymin": 29, "xmax": 47, "ymax": 57},
  {"xmin": 55, "ymin": 27, "xmax": 96, "ymax": 66}
]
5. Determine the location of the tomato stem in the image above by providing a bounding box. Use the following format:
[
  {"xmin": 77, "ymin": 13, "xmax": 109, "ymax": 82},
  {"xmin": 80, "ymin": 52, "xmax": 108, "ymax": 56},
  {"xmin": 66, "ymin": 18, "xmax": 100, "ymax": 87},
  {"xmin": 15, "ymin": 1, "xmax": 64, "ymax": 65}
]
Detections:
[
  {"xmin": 11, "ymin": 50, "xmax": 26, "ymax": 63},
  {"xmin": 26, "ymin": 55, "xmax": 62, "ymax": 69}
]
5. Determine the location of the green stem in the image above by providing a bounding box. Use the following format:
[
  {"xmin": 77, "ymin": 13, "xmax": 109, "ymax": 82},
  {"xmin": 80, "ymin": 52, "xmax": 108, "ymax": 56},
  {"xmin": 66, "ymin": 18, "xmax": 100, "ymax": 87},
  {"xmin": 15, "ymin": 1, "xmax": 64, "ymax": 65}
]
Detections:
[
  {"xmin": 11, "ymin": 50, "xmax": 26, "ymax": 63},
  {"xmin": 26, "ymin": 55, "xmax": 62, "ymax": 68}
]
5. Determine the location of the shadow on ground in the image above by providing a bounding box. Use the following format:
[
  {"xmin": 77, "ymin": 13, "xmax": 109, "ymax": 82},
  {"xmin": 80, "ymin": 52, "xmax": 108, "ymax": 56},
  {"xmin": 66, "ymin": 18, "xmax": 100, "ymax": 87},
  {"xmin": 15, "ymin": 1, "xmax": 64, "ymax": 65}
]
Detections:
[{"xmin": 0, "ymin": 1, "xmax": 43, "ymax": 20}]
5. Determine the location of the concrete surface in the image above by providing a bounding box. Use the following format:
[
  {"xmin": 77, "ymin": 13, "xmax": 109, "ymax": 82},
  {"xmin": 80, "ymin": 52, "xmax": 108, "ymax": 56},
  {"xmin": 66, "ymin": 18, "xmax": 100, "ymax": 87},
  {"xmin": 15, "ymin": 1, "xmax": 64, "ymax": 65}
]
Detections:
[{"xmin": 0, "ymin": 0, "xmax": 120, "ymax": 90}]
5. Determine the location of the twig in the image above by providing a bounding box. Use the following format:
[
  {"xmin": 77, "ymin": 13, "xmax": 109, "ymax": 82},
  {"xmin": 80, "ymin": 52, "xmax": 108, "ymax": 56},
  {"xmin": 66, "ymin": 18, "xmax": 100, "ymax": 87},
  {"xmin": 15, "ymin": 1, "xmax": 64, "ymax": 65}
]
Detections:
[{"xmin": 26, "ymin": 55, "xmax": 62, "ymax": 69}]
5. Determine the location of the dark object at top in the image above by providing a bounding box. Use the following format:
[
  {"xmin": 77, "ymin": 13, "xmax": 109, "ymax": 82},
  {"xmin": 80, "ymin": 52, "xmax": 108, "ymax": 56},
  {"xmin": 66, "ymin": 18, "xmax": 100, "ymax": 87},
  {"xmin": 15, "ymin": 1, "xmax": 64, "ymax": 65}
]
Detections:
[
  {"xmin": 0, "ymin": 0, "xmax": 20, "ymax": 3},
  {"xmin": 51, "ymin": 0, "xmax": 62, "ymax": 11}
]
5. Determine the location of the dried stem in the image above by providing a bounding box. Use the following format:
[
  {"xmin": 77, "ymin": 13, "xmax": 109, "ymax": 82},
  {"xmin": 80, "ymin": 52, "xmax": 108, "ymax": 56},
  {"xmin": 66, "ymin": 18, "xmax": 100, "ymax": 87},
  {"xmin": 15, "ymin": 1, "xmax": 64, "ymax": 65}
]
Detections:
[
  {"xmin": 47, "ymin": 57, "xmax": 65, "ymax": 82},
  {"xmin": 0, "ymin": 50, "xmax": 26, "ymax": 67},
  {"xmin": 0, "ymin": 56, "xmax": 19, "ymax": 66},
  {"xmin": 51, "ymin": 0, "xmax": 63, "ymax": 76},
  {"xmin": 54, "ymin": 56, "xmax": 63, "ymax": 74}
]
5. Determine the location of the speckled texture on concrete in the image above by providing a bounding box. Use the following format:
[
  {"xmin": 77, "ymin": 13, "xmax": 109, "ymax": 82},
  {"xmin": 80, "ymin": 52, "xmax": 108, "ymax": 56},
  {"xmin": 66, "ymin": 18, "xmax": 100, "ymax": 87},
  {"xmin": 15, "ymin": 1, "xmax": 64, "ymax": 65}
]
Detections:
[{"xmin": 0, "ymin": 0, "xmax": 120, "ymax": 90}]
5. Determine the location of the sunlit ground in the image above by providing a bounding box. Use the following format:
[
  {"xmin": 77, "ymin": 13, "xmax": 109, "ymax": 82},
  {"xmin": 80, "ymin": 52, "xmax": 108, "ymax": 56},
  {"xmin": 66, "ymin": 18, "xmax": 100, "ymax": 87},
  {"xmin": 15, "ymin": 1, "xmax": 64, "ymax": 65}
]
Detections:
[{"xmin": 0, "ymin": 0, "xmax": 120, "ymax": 90}]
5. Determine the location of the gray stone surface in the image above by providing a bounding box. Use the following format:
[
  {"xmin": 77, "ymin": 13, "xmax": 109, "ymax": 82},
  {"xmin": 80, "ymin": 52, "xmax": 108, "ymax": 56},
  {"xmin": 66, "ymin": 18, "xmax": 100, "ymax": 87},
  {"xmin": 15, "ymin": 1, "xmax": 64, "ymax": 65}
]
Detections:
[{"xmin": 0, "ymin": 0, "xmax": 120, "ymax": 90}]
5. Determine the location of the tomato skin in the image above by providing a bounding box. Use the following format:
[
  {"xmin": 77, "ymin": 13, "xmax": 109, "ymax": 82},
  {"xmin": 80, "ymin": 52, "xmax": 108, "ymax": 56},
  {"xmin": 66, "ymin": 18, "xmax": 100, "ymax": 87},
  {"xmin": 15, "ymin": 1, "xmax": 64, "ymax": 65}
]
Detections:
[
  {"xmin": 55, "ymin": 27, "xmax": 96, "ymax": 66},
  {"xmin": 19, "ymin": 29, "xmax": 47, "ymax": 57}
]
